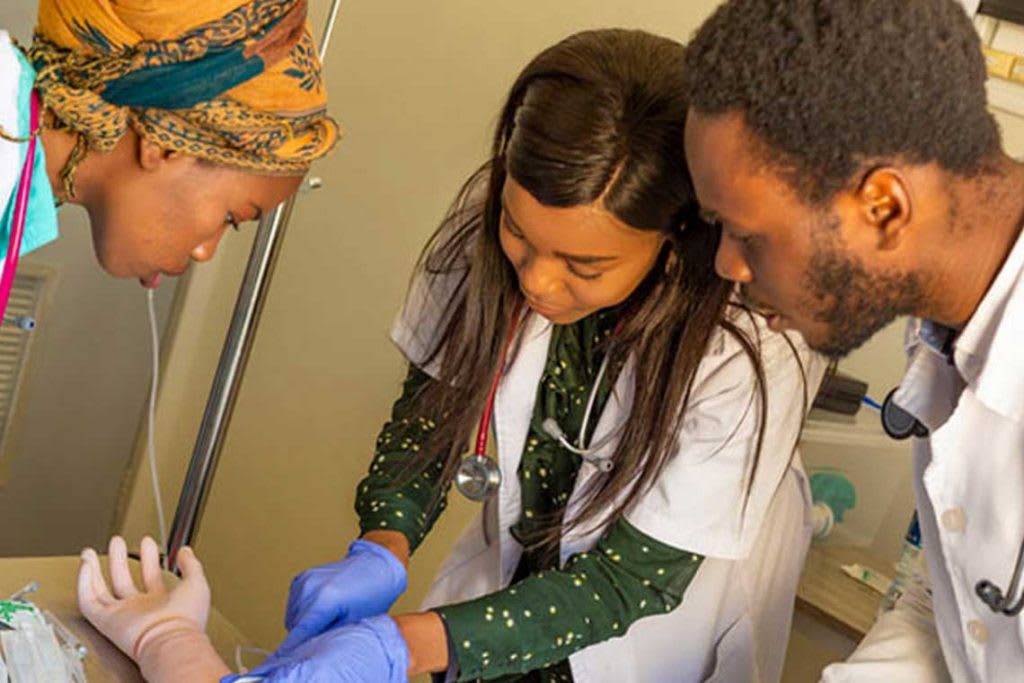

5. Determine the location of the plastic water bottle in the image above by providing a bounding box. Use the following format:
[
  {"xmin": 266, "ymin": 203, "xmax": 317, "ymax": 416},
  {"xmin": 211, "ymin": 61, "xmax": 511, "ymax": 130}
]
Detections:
[{"xmin": 880, "ymin": 512, "xmax": 922, "ymax": 612}]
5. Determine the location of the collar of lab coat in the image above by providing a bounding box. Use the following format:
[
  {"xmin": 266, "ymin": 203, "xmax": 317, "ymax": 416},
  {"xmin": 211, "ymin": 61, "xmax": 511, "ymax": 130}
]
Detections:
[
  {"xmin": 897, "ymin": 228, "xmax": 1024, "ymax": 429},
  {"xmin": 952, "ymin": 227, "xmax": 1024, "ymax": 423}
]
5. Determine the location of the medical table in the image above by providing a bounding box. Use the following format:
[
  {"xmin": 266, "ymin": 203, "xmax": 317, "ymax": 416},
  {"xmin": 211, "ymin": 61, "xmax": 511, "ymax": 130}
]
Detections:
[{"xmin": 0, "ymin": 555, "xmax": 250, "ymax": 682}]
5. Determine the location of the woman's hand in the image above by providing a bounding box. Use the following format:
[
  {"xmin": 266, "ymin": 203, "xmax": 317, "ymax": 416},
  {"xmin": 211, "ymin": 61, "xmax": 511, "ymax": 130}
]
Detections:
[
  {"xmin": 278, "ymin": 537, "xmax": 407, "ymax": 656},
  {"xmin": 224, "ymin": 615, "xmax": 410, "ymax": 683},
  {"xmin": 77, "ymin": 535, "xmax": 211, "ymax": 661}
]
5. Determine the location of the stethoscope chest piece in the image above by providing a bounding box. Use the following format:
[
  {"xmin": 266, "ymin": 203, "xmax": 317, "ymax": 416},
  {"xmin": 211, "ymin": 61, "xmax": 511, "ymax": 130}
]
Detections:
[
  {"xmin": 881, "ymin": 387, "xmax": 929, "ymax": 440},
  {"xmin": 456, "ymin": 453, "xmax": 502, "ymax": 502}
]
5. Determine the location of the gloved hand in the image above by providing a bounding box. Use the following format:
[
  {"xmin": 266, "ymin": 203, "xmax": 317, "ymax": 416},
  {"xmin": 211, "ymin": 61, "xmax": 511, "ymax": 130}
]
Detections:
[
  {"xmin": 221, "ymin": 615, "xmax": 410, "ymax": 683},
  {"xmin": 77, "ymin": 535, "xmax": 211, "ymax": 660},
  {"xmin": 278, "ymin": 539, "xmax": 407, "ymax": 656}
]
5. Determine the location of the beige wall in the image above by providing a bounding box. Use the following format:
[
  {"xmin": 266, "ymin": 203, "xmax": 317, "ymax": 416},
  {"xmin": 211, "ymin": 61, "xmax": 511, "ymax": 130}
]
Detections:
[
  {"xmin": 0, "ymin": 205, "xmax": 176, "ymax": 556},
  {"xmin": 119, "ymin": 0, "xmax": 730, "ymax": 650},
  {"xmin": 994, "ymin": 108, "xmax": 1024, "ymax": 156}
]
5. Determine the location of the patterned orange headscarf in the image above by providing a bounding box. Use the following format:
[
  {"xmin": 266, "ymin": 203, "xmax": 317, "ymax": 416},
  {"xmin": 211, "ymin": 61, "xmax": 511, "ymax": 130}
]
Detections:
[{"xmin": 30, "ymin": 0, "xmax": 338, "ymax": 179}]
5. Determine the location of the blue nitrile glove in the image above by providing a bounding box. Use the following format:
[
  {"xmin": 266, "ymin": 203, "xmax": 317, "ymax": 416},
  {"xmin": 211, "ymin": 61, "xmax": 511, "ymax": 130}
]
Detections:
[
  {"xmin": 278, "ymin": 539, "xmax": 407, "ymax": 656},
  {"xmin": 220, "ymin": 615, "xmax": 409, "ymax": 683}
]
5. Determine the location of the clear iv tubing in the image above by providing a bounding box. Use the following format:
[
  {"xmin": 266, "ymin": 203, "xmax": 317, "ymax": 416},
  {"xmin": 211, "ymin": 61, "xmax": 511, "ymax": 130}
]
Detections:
[
  {"xmin": 146, "ymin": 289, "xmax": 167, "ymax": 566},
  {"xmin": 235, "ymin": 645, "xmax": 272, "ymax": 675}
]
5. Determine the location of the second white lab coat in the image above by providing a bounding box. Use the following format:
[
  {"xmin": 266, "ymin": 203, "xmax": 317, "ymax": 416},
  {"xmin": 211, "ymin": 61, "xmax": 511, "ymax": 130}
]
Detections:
[
  {"xmin": 392, "ymin": 271, "xmax": 826, "ymax": 682},
  {"xmin": 823, "ymin": 228, "xmax": 1024, "ymax": 682}
]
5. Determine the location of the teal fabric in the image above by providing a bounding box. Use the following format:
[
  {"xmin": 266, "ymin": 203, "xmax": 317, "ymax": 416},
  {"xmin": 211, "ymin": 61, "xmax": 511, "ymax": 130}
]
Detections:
[
  {"xmin": 0, "ymin": 48, "xmax": 59, "ymax": 261},
  {"xmin": 809, "ymin": 470, "xmax": 857, "ymax": 523}
]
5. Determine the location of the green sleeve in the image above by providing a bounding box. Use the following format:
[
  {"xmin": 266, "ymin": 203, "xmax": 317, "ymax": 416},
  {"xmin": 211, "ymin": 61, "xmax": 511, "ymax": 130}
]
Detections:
[
  {"xmin": 436, "ymin": 519, "xmax": 704, "ymax": 681},
  {"xmin": 355, "ymin": 364, "xmax": 453, "ymax": 554}
]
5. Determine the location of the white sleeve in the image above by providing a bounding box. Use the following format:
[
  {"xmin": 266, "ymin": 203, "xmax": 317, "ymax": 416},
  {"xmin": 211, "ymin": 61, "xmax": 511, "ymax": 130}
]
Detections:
[
  {"xmin": 389, "ymin": 267, "xmax": 466, "ymax": 378},
  {"xmin": 625, "ymin": 314, "xmax": 827, "ymax": 559},
  {"xmin": 821, "ymin": 566, "xmax": 951, "ymax": 683}
]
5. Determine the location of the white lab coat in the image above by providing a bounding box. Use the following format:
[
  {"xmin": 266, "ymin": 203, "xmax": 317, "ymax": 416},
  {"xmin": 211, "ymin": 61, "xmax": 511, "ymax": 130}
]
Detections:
[
  {"xmin": 822, "ymin": 228, "xmax": 1024, "ymax": 683},
  {"xmin": 392, "ymin": 271, "xmax": 826, "ymax": 682},
  {"xmin": 0, "ymin": 31, "xmax": 25, "ymax": 216}
]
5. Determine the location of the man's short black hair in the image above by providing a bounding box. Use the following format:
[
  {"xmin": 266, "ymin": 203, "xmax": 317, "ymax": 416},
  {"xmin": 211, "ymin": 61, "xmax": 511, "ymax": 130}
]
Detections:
[{"xmin": 684, "ymin": 0, "xmax": 1002, "ymax": 203}]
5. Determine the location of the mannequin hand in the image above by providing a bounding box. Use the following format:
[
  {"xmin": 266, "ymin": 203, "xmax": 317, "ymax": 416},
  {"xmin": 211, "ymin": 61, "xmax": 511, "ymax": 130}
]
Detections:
[{"xmin": 77, "ymin": 535, "xmax": 211, "ymax": 661}]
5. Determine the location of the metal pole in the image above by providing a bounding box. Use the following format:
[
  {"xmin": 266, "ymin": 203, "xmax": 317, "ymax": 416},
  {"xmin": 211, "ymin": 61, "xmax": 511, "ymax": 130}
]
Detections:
[{"xmin": 167, "ymin": 0, "xmax": 342, "ymax": 571}]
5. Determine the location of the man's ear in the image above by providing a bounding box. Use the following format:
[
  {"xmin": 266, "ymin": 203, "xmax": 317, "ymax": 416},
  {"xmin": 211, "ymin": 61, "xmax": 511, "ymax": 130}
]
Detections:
[{"xmin": 857, "ymin": 167, "xmax": 913, "ymax": 250}]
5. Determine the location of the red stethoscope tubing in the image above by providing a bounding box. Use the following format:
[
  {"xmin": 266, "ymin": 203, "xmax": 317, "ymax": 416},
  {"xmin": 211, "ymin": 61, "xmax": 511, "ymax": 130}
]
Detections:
[
  {"xmin": 473, "ymin": 304, "xmax": 627, "ymax": 458},
  {"xmin": 0, "ymin": 91, "xmax": 40, "ymax": 322},
  {"xmin": 473, "ymin": 302, "xmax": 525, "ymax": 456}
]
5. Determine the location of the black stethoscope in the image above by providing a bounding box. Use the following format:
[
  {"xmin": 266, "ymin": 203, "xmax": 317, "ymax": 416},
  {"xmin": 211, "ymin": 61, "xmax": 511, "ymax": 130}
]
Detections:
[
  {"xmin": 454, "ymin": 306, "xmax": 617, "ymax": 502},
  {"xmin": 882, "ymin": 388, "xmax": 1024, "ymax": 617}
]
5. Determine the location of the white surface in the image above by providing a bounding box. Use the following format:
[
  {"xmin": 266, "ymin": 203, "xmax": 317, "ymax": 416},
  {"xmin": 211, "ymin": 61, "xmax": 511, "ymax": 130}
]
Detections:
[{"xmin": 991, "ymin": 20, "xmax": 1024, "ymax": 53}]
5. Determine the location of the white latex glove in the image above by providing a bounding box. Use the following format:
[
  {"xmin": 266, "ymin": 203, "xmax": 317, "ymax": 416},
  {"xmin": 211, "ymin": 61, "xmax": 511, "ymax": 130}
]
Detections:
[{"xmin": 77, "ymin": 535, "xmax": 211, "ymax": 661}]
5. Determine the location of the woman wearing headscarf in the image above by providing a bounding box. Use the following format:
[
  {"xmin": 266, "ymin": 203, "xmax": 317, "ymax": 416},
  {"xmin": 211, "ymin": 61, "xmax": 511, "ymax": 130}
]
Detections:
[{"xmin": 0, "ymin": 0, "xmax": 337, "ymax": 290}]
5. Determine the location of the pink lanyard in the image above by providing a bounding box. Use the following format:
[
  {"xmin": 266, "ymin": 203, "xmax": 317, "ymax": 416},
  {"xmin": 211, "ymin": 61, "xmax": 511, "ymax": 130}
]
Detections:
[{"xmin": 0, "ymin": 90, "xmax": 40, "ymax": 322}]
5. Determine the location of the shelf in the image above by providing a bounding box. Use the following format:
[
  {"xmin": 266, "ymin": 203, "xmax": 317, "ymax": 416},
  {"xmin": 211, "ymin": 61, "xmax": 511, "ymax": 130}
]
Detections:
[
  {"xmin": 802, "ymin": 409, "xmax": 895, "ymax": 449},
  {"xmin": 796, "ymin": 543, "xmax": 888, "ymax": 640}
]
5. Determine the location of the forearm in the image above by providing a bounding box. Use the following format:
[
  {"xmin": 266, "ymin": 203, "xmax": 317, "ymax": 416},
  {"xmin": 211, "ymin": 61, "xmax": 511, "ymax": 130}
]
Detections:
[
  {"xmin": 436, "ymin": 520, "xmax": 703, "ymax": 681},
  {"xmin": 135, "ymin": 618, "xmax": 231, "ymax": 683},
  {"xmin": 356, "ymin": 365, "xmax": 454, "ymax": 554},
  {"xmin": 394, "ymin": 611, "xmax": 449, "ymax": 677}
]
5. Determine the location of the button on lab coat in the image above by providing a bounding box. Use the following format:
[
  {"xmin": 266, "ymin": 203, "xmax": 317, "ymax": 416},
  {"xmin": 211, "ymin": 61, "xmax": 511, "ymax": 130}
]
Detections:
[
  {"xmin": 823, "ymin": 229, "xmax": 1024, "ymax": 683},
  {"xmin": 392, "ymin": 271, "xmax": 825, "ymax": 682}
]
